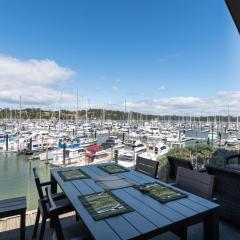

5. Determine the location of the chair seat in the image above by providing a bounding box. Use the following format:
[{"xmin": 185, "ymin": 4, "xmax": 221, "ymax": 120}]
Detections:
[
  {"xmin": 225, "ymin": 164, "xmax": 240, "ymax": 171},
  {"xmin": 52, "ymin": 192, "xmax": 66, "ymax": 199},
  {"xmin": 38, "ymin": 195, "xmax": 74, "ymax": 217},
  {"xmin": 53, "ymin": 221, "xmax": 92, "ymax": 240}
]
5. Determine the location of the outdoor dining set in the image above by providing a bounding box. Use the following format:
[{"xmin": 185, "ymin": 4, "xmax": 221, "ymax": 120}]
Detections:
[{"xmin": 0, "ymin": 156, "xmax": 220, "ymax": 240}]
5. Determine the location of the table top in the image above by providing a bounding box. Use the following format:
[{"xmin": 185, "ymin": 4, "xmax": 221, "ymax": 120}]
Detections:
[{"xmin": 51, "ymin": 164, "xmax": 219, "ymax": 240}]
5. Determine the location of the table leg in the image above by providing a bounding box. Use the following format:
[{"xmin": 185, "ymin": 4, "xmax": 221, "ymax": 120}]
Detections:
[
  {"xmin": 51, "ymin": 173, "xmax": 57, "ymax": 194},
  {"xmin": 173, "ymin": 227, "xmax": 187, "ymax": 240},
  {"xmin": 20, "ymin": 211, "xmax": 26, "ymax": 240},
  {"xmin": 50, "ymin": 173, "xmax": 57, "ymax": 228},
  {"xmin": 203, "ymin": 210, "xmax": 219, "ymax": 240}
]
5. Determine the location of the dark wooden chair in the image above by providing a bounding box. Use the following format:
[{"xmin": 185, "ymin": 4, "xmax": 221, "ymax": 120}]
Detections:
[
  {"xmin": 45, "ymin": 186, "xmax": 91, "ymax": 240},
  {"xmin": 176, "ymin": 167, "xmax": 215, "ymax": 199},
  {"xmin": 0, "ymin": 196, "xmax": 26, "ymax": 240},
  {"xmin": 135, "ymin": 156, "xmax": 159, "ymax": 178},
  {"xmin": 206, "ymin": 164, "xmax": 240, "ymax": 227},
  {"xmin": 32, "ymin": 167, "xmax": 74, "ymax": 240},
  {"xmin": 172, "ymin": 167, "xmax": 217, "ymax": 239},
  {"xmin": 167, "ymin": 156, "xmax": 194, "ymax": 181}
]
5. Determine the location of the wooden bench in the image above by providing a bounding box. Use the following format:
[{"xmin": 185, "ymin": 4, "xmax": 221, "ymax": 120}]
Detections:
[{"xmin": 0, "ymin": 196, "xmax": 26, "ymax": 240}]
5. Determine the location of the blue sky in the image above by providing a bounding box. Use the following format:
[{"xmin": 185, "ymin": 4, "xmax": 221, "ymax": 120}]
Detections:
[{"xmin": 0, "ymin": 0, "xmax": 239, "ymax": 115}]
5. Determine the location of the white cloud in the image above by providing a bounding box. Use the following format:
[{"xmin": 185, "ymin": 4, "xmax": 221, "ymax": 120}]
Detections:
[
  {"xmin": 115, "ymin": 92, "xmax": 240, "ymax": 115},
  {"xmin": 112, "ymin": 86, "xmax": 119, "ymax": 92},
  {"xmin": 158, "ymin": 85, "xmax": 166, "ymax": 91},
  {"xmin": 90, "ymin": 86, "xmax": 101, "ymax": 92},
  {"xmin": 100, "ymin": 75, "xmax": 107, "ymax": 80},
  {"xmin": 0, "ymin": 54, "xmax": 75, "ymax": 105}
]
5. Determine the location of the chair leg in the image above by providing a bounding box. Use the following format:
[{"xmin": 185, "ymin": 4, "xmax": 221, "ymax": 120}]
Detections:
[
  {"xmin": 39, "ymin": 217, "xmax": 46, "ymax": 240},
  {"xmin": 50, "ymin": 218, "xmax": 54, "ymax": 228},
  {"xmin": 76, "ymin": 212, "xmax": 80, "ymax": 222},
  {"xmin": 32, "ymin": 208, "xmax": 40, "ymax": 239},
  {"xmin": 20, "ymin": 211, "xmax": 26, "ymax": 240},
  {"xmin": 173, "ymin": 227, "xmax": 187, "ymax": 240},
  {"xmin": 52, "ymin": 216, "xmax": 64, "ymax": 240}
]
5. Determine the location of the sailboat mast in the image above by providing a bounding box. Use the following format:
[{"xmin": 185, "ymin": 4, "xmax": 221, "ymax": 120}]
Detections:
[
  {"xmin": 85, "ymin": 96, "xmax": 88, "ymax": 124},
  {"xmin": 40, "ymin": 109, "xmax": 41, "ymax": 124},
  {"xmin": 237, "ymin": 114, "xmax": 239, "ymax": 130},
  {"xmin": 58, "ymin": 99, "xmax": 61, "ymax": 133},
  {"xmin": 124, "ymin": 99, "xmax": 127, "ymax": 125},
  {"xmin": 76, "ymin": 89, "xmax": 79, "ymax": 125},
  {"xmin": 19, "ymin": 96, "xmax": 22, "ymax": 130},
  {"xmin": 227, "ymin": 104, "xmax": 230, "ymax": 129}
]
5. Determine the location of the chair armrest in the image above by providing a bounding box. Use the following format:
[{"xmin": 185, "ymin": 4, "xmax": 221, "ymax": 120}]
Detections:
[
  {"xmin": 52, "ymin": 192, "xmax": 66, "ymax": 200},
  {"xmin": 40, "ymin": 180, "xmax": 55, "ymax": 187},
  {"xmin": 49, "ymin": 205, "xmax": 66, "ymax": 215},
  {"xmin": 168, "ymin": 183, "xmax": 176, "ymax": 187}
]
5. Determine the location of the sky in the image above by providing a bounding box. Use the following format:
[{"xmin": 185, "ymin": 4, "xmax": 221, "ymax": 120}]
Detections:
[{"xmin": 0, "ymin": 0, "xmax": 239, "ymax": 115}]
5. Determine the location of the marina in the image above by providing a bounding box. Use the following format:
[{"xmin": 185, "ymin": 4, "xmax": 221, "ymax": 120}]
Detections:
[{"xmin": 0, "ymin": 117, "xmax": 239, "ymax": 211}]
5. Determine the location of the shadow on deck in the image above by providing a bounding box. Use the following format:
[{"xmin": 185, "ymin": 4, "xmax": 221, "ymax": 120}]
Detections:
[
  {"xmin": 1, "ymin": 211, "xmax": 240, "ymax": 240},
  {"xmin": 0, "ymin": 211, "xmax": 75, "ymax": 240}
]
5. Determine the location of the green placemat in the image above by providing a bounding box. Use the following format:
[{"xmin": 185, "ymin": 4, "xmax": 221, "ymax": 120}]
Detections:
[
  {"xmin": 98, "ymin": 164, "xmax": 129, "ymax": 174},
  {"xmin": 79, "ymin": 191, "xmax": 133, "ymax": 221},
  {"xmin": 135, "ymin": 182, "xmax": 187, "ymax": 203},
  {"xmin": 58, "ymin": 169, "xmax": 90, "ymax": 181}
]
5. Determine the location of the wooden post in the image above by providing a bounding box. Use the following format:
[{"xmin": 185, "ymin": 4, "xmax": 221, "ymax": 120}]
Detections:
[
  {"xmin": 29, "ymin": 138, "xmax": 32, "ymax": 152},
  {"xmin": 17, "ymin": 138, "xmax": 19, "ymax": 153},
  {"xmin": 111, "ymin": 146, "xmax": 114, "ymax": 160},
  {"xmin": 5, "ymin": 134, "xmax": 8, "ymax": 151},
  {"xmin": 122, "ymin": 132, "xmax": 125, "ymax": 143},
  {"xmin": 41, "ymin": 135, "xmax": 44, "ymax": 151},
  {"xmin": 63, "ymin": 142, "xmax": 66, "ymax": 165},
  {"xmin": 45, "ymin": 143, "xmax": 49, "ymax": 164},
  {"xmin": 114, "ymin": 150, "xmax": 119, "ymax": 164}
]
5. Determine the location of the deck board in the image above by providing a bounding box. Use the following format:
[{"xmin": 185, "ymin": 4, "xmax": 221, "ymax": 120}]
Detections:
[{"xmin": 0, "ymin": 211, "xmax": 240, "ymax": 240}]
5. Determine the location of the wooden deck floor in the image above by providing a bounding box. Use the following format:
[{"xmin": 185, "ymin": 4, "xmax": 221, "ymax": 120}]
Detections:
[
  {"xmin": 0, "ymin": 210, "xmax": 75, "ymax": 240},
  {"xmin": 1, "ymin": 210, "xmax": 240, "ymax": 240}
]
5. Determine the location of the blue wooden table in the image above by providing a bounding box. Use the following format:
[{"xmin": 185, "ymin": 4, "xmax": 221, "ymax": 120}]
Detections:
[{"xmin": 51, "ymin": 164, "xmax": 219, "ymax": 240}]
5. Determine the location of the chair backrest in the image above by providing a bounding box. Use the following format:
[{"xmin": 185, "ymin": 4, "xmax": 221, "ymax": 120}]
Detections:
[
  {"xmin": 136, "ymin": 156, "xmax": 159, "ymax": 178},
  {"xmin": 225, "ymin": 153, "xmax": 240, "ymax": 165},
  {"xmin": 33, "ymin": 167, "xmax": 45, "ymax": 200},
  {"xmin": 45, "ymin": 186, "xmax": 64, "ymax": 240},
  {"xmin": 176, "ymin": 167, "xmax": 215, "ymax": 199},
  {"xmin": 167, "ymin": 156, "xmax": 193, "ymax": 181}
]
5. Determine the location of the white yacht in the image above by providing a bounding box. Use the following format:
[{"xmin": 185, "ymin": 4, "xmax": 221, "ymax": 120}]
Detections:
[
  {"xmin": 167, "ymin": 130, "xmax": 185, "ymax": 142},
  {"xmin": 51, "ymin": 147, "xmax": 86, "ymax": 166},
  {"xmin": 226, "ymin": 134, "xmax": 239, "ymax": 146},
  {"xmin": 207, "ymin": 132, "xmax": 218, "ymax": 141}
]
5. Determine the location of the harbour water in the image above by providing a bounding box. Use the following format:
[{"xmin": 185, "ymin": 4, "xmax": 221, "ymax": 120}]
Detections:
[
  {"xmin": 0, "ymin": 135, "xmax": 108, "ymax": 210},
  {"xmin": 0, "ymin": 152, "xmax": 51, "ymax": 210}
]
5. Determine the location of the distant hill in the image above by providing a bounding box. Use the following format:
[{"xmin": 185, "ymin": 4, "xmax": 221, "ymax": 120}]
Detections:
[{"xmin": 0, "ymin": 108, "xmax": 236, "ymax": 122}]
